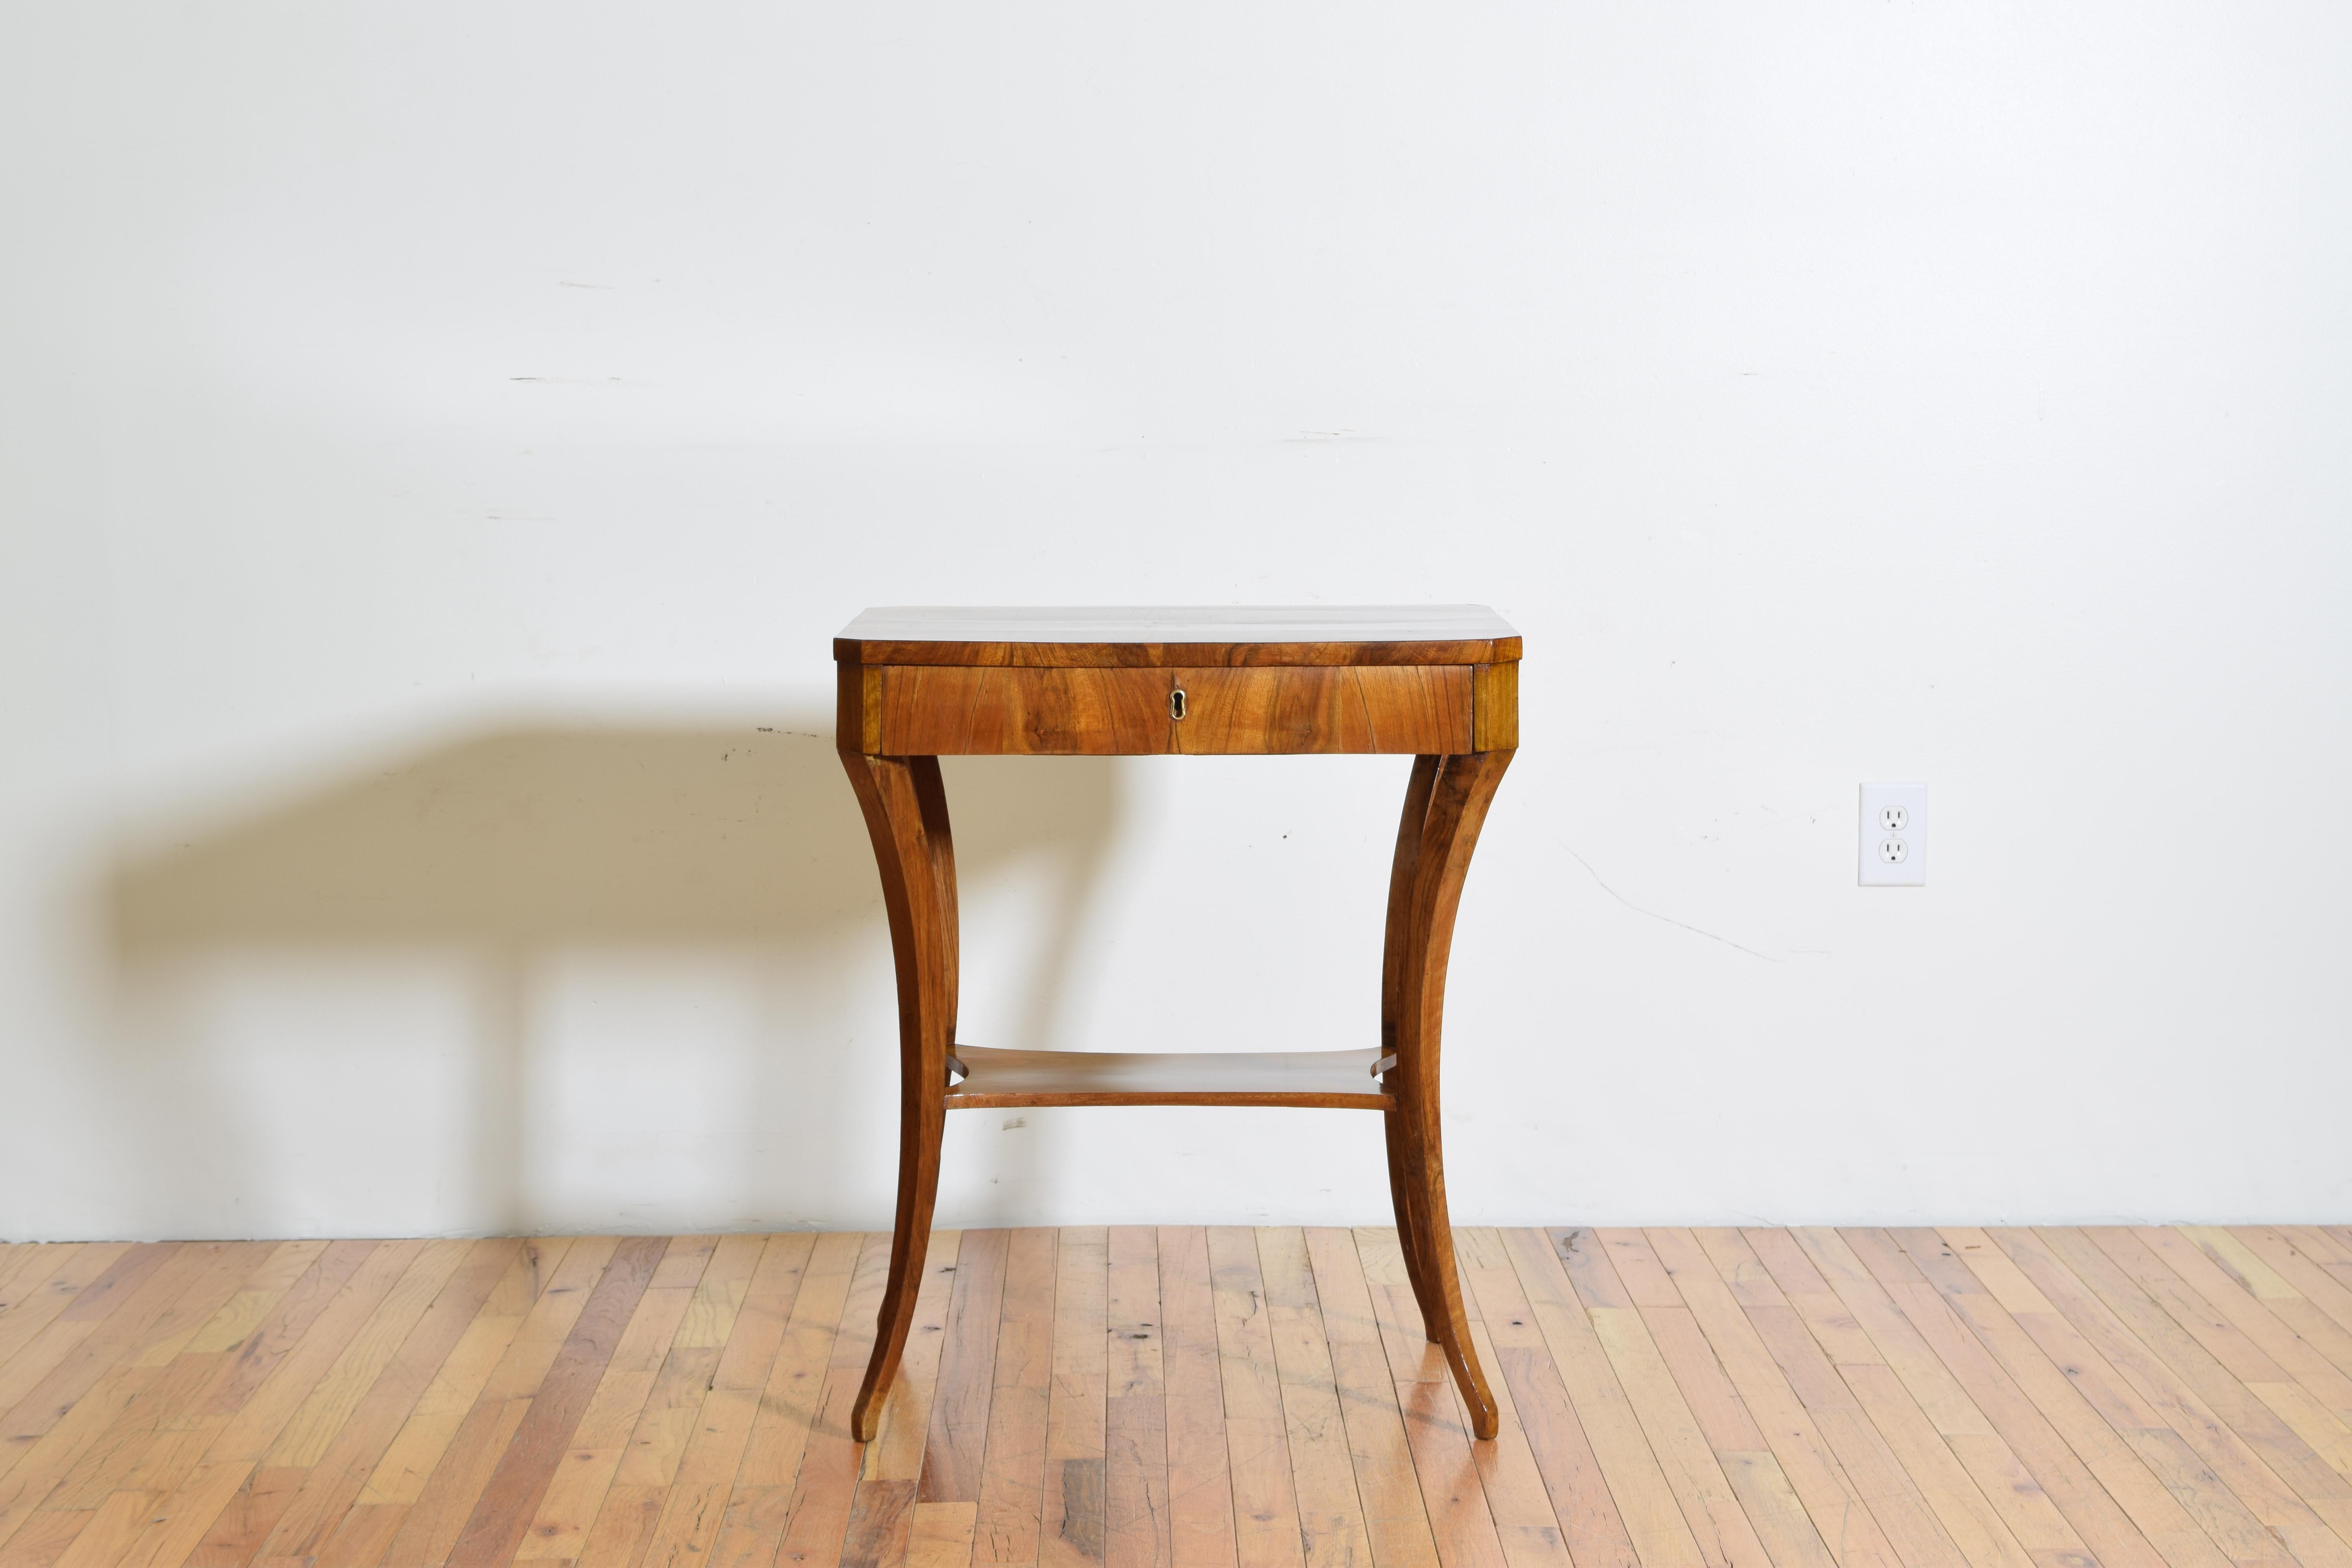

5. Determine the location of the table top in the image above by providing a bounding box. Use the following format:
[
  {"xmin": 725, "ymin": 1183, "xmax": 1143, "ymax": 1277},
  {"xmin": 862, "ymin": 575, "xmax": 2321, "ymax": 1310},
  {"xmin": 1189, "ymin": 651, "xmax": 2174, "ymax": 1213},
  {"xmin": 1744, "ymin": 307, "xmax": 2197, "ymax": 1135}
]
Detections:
[{"xmin": 836, "ymin": 604, "xmax": 1520, "ymax": 668}]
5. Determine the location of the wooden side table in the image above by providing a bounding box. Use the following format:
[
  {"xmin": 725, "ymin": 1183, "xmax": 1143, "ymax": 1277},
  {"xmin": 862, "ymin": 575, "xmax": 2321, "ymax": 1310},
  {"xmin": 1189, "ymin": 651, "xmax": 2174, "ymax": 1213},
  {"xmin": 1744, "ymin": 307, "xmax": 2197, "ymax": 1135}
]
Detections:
[{"xmin": 834, "ymin": 606, "xmax": 1520, "ymax": 1441}]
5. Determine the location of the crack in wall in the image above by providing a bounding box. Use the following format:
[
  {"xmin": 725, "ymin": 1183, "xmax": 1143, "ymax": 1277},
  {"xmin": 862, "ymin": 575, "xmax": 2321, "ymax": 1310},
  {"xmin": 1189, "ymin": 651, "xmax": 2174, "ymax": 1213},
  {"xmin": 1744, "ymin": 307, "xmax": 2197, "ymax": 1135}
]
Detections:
[{"xmin": 1561, "ymin": 844, "xmax": 1780, "ymax": 963}]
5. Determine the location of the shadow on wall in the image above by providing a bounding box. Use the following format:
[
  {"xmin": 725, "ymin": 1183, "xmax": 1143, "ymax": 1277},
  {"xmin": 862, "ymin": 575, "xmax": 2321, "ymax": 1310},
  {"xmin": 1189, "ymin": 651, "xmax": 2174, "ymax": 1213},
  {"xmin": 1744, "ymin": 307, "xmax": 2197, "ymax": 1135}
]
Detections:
[{"xmin": 103, "ymin": 715, "xmax": 1125, "ymax": 1237}]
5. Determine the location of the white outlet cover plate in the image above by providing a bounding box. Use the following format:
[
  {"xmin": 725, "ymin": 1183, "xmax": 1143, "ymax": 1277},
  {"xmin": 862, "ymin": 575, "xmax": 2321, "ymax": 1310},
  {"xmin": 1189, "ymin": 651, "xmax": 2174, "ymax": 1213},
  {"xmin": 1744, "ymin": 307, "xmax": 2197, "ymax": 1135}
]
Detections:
[{"xmin": 1859, "ymin": 782, "xmax": 1927, "ymax": 886}]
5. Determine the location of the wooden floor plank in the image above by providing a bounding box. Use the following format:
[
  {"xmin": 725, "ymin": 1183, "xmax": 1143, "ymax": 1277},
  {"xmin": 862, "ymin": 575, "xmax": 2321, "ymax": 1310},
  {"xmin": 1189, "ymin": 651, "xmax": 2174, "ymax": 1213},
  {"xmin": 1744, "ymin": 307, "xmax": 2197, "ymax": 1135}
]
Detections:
[
  {"xmin": 0, "ymin": 1247, "xmax": 162, "ymax": 1421},
  {"xmin": 1572, "ymin": 1231, "xmax": 1777, "ymax": 1568},
  {"xmin": 725, "ymin": 1234, "xmax": 819, "ymax": 1392},
  {"xmin": 46, "ymin": 1323, "xmax": 301, "ymax": 1562},
  {"xmin": 111, "ymin": 1459, "xmax": 254, "ymax": 1568},
  {"xmin": 1253, "ymin": 1229, "xmax": 1374, "ymax": 1568},
  {"xmin": 517, "ymin": 1240, "xmax": 717, "ymax": 1561},
  {"xmin": 741, "ymin": 1232, "xmax": 866, "ymax": 1495},
  {"xmin": 922, "ymin": 1231, "xmax": 1009, "ymax": 1508},
  {"xmin": 46, "ymin": 1485, "xmax": 162, "ymax": 1568},
  {"xmin": 1311, "ymin": 1228, "xmax": 1481, "ymax": 1568},
  {"xmin": 911, "ymin": 1501, "xmax": 978, "ymax": 1568},
  {"xmin": 639, "ymin": 1479, "xmax": 730, "ymax": 1568},
  {"xmin": 1298, "ymin": 1227, "xmax": 1445, "ymax": 1568},
  {"xmin": 618, "ymin": 1330, "xmax": 727, "ymax": 1490},
  {"xmin": 48, "ymin": 1243, "xmax": 327, "ymax": 1515},
  {"xmin": 1439, "ymin": 1231, "xmax": 1593, "ymax": 1568},
  {"xmin": 0, "ymin": 1245, "xmax": 230, "ymax": 1464},
  {"xmin": 774, "ymin": 1230, "xmax": 891, "ymax": 1568},
  {"xmin": 1783, "ymin": 1229, "xmax": 2103, "ymax": 1568},
  {"xmin": 187, "ymin": 1465, "xmax": 307, "ymax": 1568},
  {"xmin": 15, "ymin": 1226, "xmax": 2352, "ymax": 1568},
  {"xmin": 869, "ymin": 1233, "xmax": 965, "ymax": 1487},
  {"xmin": 1455, "ymin": 1231, "xmax": 1636, "ymax": 1568},
  {"xmin": 2, "ymin": 1245, "xmax": 109, "ymax": 1376},
  {"xmin": 1586, "ymin": 1230, "xmax": 1833, "ymax": 1568},
  {"xmin": 258, "ymin": 1239, "xmax": 524, "ymax": 1561},
  {"xmin": 842, "ymin": 1237, "xmax": 962, "ymax": 1568},
  {"xmin": 2251, "ymin": 1235, "xmax": 2352, "ymax": 1343},
  {"xmin": 2185, "ymin": 1233, "xmax": 2352, "ymax": 1394},
  {"xmin": 0, "ymin": 1505, "xmax": 95, "ymax": 1568},
  {"xmin": 843, "ymin": 1480, "xmax": 916, "ymax": 1568},
  {"xmin": 707, "ymin": 1485, "xmax": 793, "ymax": 1568},
  {"xmin": 577, "ymin": 1480, "xmax": 664, "ymax": 1568},
  {"xmin": 2004, "ymin": 1232, "xmax": 2352, "ymax": 1568},
  {"xmin": 1939, "ymin": 1228, "xmax": 2314, "ymax": 1568},
  {"xmin": 1679, "ymin": 1229, "xmax": 1971, "ymax": 1568},
  {"xmin": 974, "ymin": 1229, "xmax": 1057, "ymax": 1568},
  {"xmin": 1740, "ymin": 1230, "xmax": 2044, "ymax": 1568},
  {"xmin": 1987, "ymin": 1229, "xmax": 2352, "ymax": 1568},
  {"xmin": 1898, "ymin": 1229, "xmax": 2292, "ymax": 1568},
  {"xmin": 678, "ymin": 1237, "xmax": 765, "ymax": 1357},
  {"xmin": 1157, "ymin": 1227, "xmax": 1237, "ymax": 1568},
  {"xmin": 1204, "ymin": 1227, "xmax": 1302, "ymax": 1568},
  {"xmin": 260, "ymin": 1242, "xmax": 480, "ymax": 1474},
  {"xmin": 51, "ymin": 1248, "xmax": 182, "ymax": 1329},
  {"xmin": 2073, "ymin": 1230, "xmax": 2344, "ymax": 1461},
  {"xmin": 1104, "ymin": 1227, "xmax": 1170, "ymax": 1568},
  {"xmin": 1040, "ymin": 1229, "xmax": 1109, "ymax": 1568},
  {"xmin": 1401, "ymin": 1361, "xmax": 1517, "ymax": 1568},
  {"xmin": 375, "ymin": 1236, "xmax": 616, "ymax": 1568},
  {"xmin": 186, "ymin": 1241, "xmax": 381, "ymax": 1428},
  {"xmin": 636, "ymin": 1233, "xmax": 815, "ymax": 1568},
  {"xmin": 1836, "ymin": 1228, "xmax": 2196, "ymax": 1568},
  {"xmin": 2119, "ymin": 1231, "xmax": 2352, "ymax": 1451},
  {"xmin": 208, "ymin": 1242, "xmax": 431, "ymax": 1465},
  {"xmin": 2292, "ymin": 1236, "xmax": 2352, "ymax": 1298},
  {"xmin": 1503, "ymin": 1230, "xmax": 1704, "ymax": 1568},
  {"xmin": 1356, "ymin": 1230, "xmax": 1446, "ymax": 1388},
  {"xmin": 0, "ymin": 1245, "xmax": 47, "ymax": 1310},
  {"xmin": 1891, "ymin": 1222, "xmax": 2258, "ymax": 1568},
  {"xmin": 0, "ymin": 1245, "xmax": 275, "ymax": 1555},
  {"xmin": 1352, "ymin": 1231, "xmax": 1434, "ymax": 1389},
  {"xmin": 315, "ymin": 1498, "xmax": 412, "ymax": 1568},
  {"xmin": 442, "ymin": 1234, "xmax": 670, "ymax": 1568},
  {"xmin": 357, "ymin": 1239, "xmax": 574, "ymax": 1509}
]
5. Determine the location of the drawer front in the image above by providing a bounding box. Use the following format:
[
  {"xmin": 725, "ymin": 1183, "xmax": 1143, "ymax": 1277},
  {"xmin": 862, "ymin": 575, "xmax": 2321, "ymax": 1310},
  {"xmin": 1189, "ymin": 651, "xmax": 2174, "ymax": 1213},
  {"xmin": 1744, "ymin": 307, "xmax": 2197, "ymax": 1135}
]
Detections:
[
  {"xmin": 855, "ymin": 662, "xmax": 1490, "ymax": 755},
  {"xmin": 1171, "ymin": 665, "xmax": 1473, "ymax": 754},
  {"xmin": 874, "ymin": 665, "xmax": 1174, "ymax": 755}
]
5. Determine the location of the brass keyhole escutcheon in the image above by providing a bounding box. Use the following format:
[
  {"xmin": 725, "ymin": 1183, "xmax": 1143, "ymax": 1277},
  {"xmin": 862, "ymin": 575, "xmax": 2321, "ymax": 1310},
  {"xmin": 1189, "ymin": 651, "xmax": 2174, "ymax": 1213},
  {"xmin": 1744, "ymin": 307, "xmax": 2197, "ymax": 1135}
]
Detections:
[{"xmin": 1169, "ymin": 687, "xmax": 1187, "ymax": 721}]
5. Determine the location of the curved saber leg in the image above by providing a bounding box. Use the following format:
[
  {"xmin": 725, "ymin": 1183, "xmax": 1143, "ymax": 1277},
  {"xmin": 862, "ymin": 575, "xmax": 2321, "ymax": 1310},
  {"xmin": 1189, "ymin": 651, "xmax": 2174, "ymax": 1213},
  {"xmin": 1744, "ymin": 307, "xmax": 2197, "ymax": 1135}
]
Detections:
[
  {"xmin": 841, "ymin": 752, "xmax": 957, "ymax": 1443},
  {"xmin": 1393, "ymin": 750, "xmax": 1513, "ymax": 1440},
  {"xmin": 1381, "ymin": 756, "xmax": 1444, "ymax": 1339}
]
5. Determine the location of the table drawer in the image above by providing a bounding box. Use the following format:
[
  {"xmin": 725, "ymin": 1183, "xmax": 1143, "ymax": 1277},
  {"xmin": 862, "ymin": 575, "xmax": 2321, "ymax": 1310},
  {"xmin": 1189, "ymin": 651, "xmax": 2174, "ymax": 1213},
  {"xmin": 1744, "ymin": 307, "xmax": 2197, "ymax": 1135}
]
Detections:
[
  {"xmin": 1170, "ymin": 665, "xmax": 1473, "ymax": 754},
  {"xmin": 853, "ymin": 662, "xmax": 1488, "ymax": 755},
  {"xmin": 869, "ymin": 665, "xmax": 1172, "ymax": 755}
]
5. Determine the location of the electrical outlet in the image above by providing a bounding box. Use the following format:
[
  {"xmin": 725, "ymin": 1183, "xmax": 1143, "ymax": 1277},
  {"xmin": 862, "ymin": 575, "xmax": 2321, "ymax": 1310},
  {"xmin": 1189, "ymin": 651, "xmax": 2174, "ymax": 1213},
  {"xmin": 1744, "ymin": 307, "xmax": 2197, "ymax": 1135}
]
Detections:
[{"xmin": 1859, "ymin": 782, "xmax": 1926, "ymax": 886}]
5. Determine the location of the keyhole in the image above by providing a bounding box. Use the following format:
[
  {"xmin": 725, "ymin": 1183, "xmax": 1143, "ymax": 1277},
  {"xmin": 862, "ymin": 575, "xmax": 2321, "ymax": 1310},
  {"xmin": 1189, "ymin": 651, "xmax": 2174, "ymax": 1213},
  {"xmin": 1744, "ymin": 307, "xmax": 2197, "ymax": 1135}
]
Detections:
[{"xmin": 1169, "ymin": 688, "xmax": 1187, "ymax": 720}]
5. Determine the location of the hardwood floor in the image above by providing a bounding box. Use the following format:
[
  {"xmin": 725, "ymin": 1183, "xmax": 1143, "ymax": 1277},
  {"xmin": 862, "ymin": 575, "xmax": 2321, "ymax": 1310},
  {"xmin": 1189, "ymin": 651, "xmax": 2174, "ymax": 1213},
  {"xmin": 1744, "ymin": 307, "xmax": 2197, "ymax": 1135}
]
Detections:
[{"xmin": 2, "ymin": 1228, "xmax": 2350, "ymax": 1568}]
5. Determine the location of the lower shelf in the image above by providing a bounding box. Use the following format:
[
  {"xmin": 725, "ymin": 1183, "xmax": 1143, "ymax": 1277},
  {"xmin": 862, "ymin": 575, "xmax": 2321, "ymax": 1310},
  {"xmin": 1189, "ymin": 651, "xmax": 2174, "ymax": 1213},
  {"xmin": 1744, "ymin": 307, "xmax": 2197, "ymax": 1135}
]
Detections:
[{"xmin": 944, "ymin": 1045, "xmax": 1393, "ymax": 1109}]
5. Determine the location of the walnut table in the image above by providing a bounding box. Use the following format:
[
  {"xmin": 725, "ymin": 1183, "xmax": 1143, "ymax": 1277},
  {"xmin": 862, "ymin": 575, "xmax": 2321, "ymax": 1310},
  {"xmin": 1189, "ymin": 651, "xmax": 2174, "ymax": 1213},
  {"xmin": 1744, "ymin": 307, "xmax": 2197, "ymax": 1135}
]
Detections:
[{"xmin": 834, "ymin": 606, "xmax": 1521, "ymax": 1441}]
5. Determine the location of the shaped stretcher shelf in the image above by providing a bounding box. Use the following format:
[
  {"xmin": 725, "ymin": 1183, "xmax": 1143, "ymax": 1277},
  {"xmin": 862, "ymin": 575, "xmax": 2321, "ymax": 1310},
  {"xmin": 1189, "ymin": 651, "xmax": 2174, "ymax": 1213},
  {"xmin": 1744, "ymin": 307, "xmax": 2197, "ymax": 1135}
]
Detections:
[{"xmin": 944, "ymin": 1045, "xmax": 1393, "ymax": 1109}]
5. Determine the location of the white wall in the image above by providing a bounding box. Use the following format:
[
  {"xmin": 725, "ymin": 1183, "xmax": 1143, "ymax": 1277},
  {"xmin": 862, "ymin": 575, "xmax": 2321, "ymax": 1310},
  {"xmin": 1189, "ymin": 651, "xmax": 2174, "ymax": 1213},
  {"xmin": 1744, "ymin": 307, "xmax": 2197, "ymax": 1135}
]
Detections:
[{"xmin": 4, "ymin": 2, "xmax": 2348, "ymax": 1240}]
